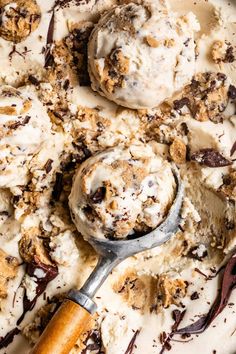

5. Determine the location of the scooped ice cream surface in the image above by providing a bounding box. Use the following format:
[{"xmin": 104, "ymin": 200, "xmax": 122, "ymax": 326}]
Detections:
[
  {"xmin": 88, "ymin": 1, "xmax": 200, "ymax": 109},
  {"xmin": 69, "ymin": 143, "xmax": 176, "ymax": 240}
]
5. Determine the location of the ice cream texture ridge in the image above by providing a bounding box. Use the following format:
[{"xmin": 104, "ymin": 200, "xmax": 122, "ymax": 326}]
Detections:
[{"xmin": 0, "ymin": 0, "xmax": 236, "ymax": 353}]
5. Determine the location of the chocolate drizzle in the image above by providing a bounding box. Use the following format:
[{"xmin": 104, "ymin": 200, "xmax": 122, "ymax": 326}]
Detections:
[
  {"xmin": 0, "ymin": 256, "xmax": 58, "ymax": 349},
  {"xmin": 159, "ymin": 253, "xmax": 236, "ymax": 353},
  {"xmin": 124, "ymin": 329, "xmax": 141, "ymax": 354},
  {"xmin": 176, "ymin": 253, "xmax": 236, "ymax": 335},
  {"xmin": 0, "ymin": 328, "xmax": 20, "ymax": 349},
  {"xmin": 17, "ymin": 256, "xmax": 58, "ymax": 325}
]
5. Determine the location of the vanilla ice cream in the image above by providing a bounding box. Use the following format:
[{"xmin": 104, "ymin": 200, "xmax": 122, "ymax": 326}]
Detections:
[
  {"xmin": 0, "ymin": 85, "xmax": 51, "ymax": 187},
  {"xmin": 88, "ymin": 2, "xmax": 200, "ymax": 109},
  {"xmin": 0, "ymin": 1, "xmax": 236, "ymax": 354},
  {"xmin": 69, "ymin": 143, "xmax": 176, "ymax": 240}
]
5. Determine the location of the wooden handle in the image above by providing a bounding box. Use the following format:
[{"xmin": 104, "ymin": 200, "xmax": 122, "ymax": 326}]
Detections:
[{"xmin": 31, "ymin": 299, "xmax": 92, "ymax": 354}]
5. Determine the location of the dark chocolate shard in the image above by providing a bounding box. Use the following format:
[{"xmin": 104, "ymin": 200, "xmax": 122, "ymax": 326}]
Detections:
[
  {"xmin": 28, "ymin": 75, "xmax": 40, "ymax": 86},
  {"xmin": 9, "ymin": 116, "xmax": 31, "ymax": 130},
  {"xmin": 81, "ymin": 329, "xmax": 104, "ymax": 354},
  {"xmin": 224, "ymin": 46, "xmax": 235, "ymax": 63},
  {"xmin": 172, "ymin": 310, "xmax": 186, "ymax": 332},
  {"xmin": 230, "ymin": 141, "xmax": 236, "ymax": 157},
  {"xmin": 173, "ymin": 97, "xmax": 191, "ymax": 111},
  {"xmin": 45, "ymin": 11, "xmax": 55, "ymax": 68},
  {"xmin": 124, "ymin": 329, "xmax": 141, "ymax": 354},
  {"xmin": 190, "ymin": 291, "xmax": 199, "ymax": 300},
  {"xmin": 191, "ymin": 149, "xmax": 232, "ymax": 167},
  {"xmin": 90, "ymin": 187, "xmax": 106, "ymax": 204},
  {"xmin": 159, "ymin": 310, "xmax": 186, "ymax": 354},
  {"xmin": 44, "ymin": 159, "xmax": 53, "ymax": 173},
  {"xmin": 176, "ymin": 253, "xmax": 236, "ymax": 335},
  {"xmin": 228, "ymin": 85, "xmax": 236, "ymax": 99},
  {"xmin": 52, "ymin": 172, "xmax": 63, "ymax": 201}
]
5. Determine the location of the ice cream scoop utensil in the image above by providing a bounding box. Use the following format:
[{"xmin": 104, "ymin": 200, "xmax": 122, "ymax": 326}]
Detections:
[{"xmin": 31, "ymin": 169, "xmax": 184, "ymax": 354}]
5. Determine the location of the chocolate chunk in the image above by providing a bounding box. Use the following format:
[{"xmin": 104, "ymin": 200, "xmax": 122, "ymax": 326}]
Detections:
[
  {"xmin": 228, "ymin": 85, "xmax": 236, "ymax": 99},
  {"xmin": 224, "ymin": 46, "xmax": 235, "ymax": 63},
  {"xmin": 90, "ymin": 187, "xmax": 106, "ymax": 204},
  {"xmin": 230, "ymin": 141, "xmax": 236, "ymax": 156},
  {"xmin": 44, "ymin": 159, "xmax": 53, "ymax": 173},
  {"xmin": 52, "ymin": 172, "xmax": 63, "ymax": 201},
  {"xmin": 217, "ymin": 73, "xmax": 227, "ymax": 82},
  {"xmin": 0, "ymin": 211, "xmax": 9, "ymax": 217},
  {"xmin": 82, "ymin": 329, "xmax": 104, "ymax": 354},
  {"xmin": 190, "ymin": 79, "xmax": 200, "ymax": 91},
  {"xmin": 173, "ymin": 97, "xmax": 190, "ymax": 111},
  {"xmin": 224, "ymin": 218, "xmax": 235, "ymax": 230},
  {"xmin": 28, "ymin": 75, "xmax": 40, "ymax": 86},
  {"xmin": 190, "ymin": 292, "xmax": 199, "ymax": 300},
  {"xmin": 191, "ymin": 149, "xmax": 232, "ymax": 167},
  {"xmin": 9, "ymin": 116, "xmax": 31, "ymax": 130},
  {"xmin": 124, "ymin": 329, "xmax": 141, "ymax": 354},
  {"xmin": 63, "ymin": 79, "xmax": 70, "ymax": 90}
]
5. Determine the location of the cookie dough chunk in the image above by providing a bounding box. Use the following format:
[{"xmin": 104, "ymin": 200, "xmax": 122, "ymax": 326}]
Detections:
[
  {"xmin": 0, "ymin": 0, "xmax": 41, "ymax": 43},
  {"xmin": 156, "ymin": 274, "xmax": 187, "ymax": 308},
  {"xmin": 88, "ymin": 2, "xmax": 200, "ymax": 109},
  {"xmin": 69, "ymin": 143, "xmax": 176, "ymax": 240},
  {"xmin": 0, "ymin": 86, "xmax": 51, "ymax": 187},
  {"xmin": 175, "ymin": 72, "xmax": 230, "ymax": 122},
  {"xmin": 0, "ymin": 248, "xmax": 18, "ymax": 298},
  {"xmin": 19, "ymin": 230, "xmax": 53, "ymax": 266}
]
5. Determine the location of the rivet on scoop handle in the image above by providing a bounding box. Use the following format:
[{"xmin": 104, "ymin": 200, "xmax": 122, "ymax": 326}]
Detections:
[{"xmin": 30, "ymin": 300, "xmax": 93, "ymax": 354}]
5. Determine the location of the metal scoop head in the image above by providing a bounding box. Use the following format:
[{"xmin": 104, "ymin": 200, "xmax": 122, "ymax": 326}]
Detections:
[{"xmin": 68, "ymin": 168, "xmax": 184, "ymax": 313}]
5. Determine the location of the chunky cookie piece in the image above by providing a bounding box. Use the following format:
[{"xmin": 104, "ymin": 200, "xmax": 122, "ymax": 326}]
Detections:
[
  {"xmin": 0, "ymin": 0, "xmax": 41, "ymax": 43},
  {"xmin": 0, "ymin": 248, "xmax": 18, "ymax": 298},
  {"xmin": 211, "ymin": 40, "xmax": 235, "ymax": 64},
  {"xmin": 173, "ymin": 72, "xmax": 230, "ymax": 123},
  {"xmin": 156, "ymin": 274, "xmax": 188, "ymax": 308},
  {"xmin": 113, "ymin": 271, "xmax": 157, "ymax": 313},
  {"xmin": 19, "ymin": 230, "xmax": 53, "ymax": 266}
]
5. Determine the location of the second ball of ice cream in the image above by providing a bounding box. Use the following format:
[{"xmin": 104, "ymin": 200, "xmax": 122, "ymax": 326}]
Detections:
[{"xmin": 88, "ymin": 2, "xmax": 200, "ymax": 109}]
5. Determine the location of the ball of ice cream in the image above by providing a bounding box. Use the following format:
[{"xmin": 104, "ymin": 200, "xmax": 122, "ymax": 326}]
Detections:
[
  {"xmin": 0, "ymin": 86, "xmax": 51, "ymax": 187},
  {"xmin": 69, "ymin": 143, "xmax": 176, "ymax": 240},
  {"xmin": 88, "ymin": 2, "xmax": 200, "ymax": 109},
  {"xmin": 0, "ymin": 0, "xmax": 41, "ymax": 43}
]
